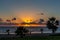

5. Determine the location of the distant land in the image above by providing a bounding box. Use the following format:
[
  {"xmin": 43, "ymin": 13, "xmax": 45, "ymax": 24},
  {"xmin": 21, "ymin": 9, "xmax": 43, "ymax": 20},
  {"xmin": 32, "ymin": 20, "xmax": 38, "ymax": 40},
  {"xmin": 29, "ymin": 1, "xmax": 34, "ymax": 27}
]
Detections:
[{"xmin": 0, "ymin": 21, "xmax": 59, "ymax": 27}]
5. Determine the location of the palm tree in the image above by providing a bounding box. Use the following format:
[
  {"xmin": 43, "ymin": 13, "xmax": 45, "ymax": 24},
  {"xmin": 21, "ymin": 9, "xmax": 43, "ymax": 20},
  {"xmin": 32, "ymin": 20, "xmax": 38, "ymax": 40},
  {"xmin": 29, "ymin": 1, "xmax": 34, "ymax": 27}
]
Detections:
[
  {"xmin": 39, "ymin": 19, "xmax": 44, "ymax": 24},
  {"xmin": 47, "ymin": 17, "xmax": 59, "ymax": 33},
  {"xmin": 6, "ymin": 29, "xmax": 10, "ymax": 35},
  {"xmin": 12, "ymin": 17, "xmax": 17, "ymax": 23},
  {"xmin": 12, "ymin": 17, "xmax": 16, "ymax": 21},
  {"xmin": 15, "ymin": 27, "xmax": 29, "ymax": 38},
  {"xmin": 39, "ymin": 19, "xmax": 44, "ymax": 34},
  {"xmin": 40, "ymin": 28, "xmax": 43, "ymax": 34}
]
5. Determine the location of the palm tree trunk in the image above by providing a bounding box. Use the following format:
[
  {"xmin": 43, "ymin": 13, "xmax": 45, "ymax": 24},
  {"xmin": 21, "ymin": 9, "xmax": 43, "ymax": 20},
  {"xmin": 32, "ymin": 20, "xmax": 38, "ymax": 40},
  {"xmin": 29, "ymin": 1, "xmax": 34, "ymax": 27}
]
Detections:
[
  {"xmin": 52, "ymin": 29, "xmax": 55, "ymax": 34},
  {"xmin": 41, "ymin": 31, "xmax": 43, "ymax": 34},
  {"xmin": 8, "ymin": 32, "xmax": 9, "ymax": 35}
]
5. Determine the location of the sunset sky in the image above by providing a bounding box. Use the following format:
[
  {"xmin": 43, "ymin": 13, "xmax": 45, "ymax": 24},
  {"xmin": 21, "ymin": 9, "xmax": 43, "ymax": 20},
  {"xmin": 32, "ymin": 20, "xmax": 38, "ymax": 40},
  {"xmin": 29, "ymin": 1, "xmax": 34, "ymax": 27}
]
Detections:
[{"xmin": 0, "ymin": 0, "xmax": 60, "ymax": 22}]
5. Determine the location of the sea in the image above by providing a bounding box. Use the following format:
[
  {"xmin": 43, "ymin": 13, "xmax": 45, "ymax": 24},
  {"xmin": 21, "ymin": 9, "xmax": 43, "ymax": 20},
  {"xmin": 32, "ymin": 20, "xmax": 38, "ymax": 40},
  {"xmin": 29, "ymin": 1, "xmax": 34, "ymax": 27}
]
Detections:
[{"xmin": 0, "ymin": 25, "xmax": 60, "ymax": 34}]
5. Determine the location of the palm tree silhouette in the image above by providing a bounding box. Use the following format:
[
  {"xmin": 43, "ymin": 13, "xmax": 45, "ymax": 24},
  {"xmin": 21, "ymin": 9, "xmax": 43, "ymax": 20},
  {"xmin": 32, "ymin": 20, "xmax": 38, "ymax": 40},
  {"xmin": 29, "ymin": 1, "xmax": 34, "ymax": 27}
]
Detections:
[
  {"xmin": 39, "ymin": 19, "xmax": 44, "ymax": 24},
  {"xmin": 47, "ymin": 17, "xmax": 59, "ymax": 33},
  {"xmin": 12, "ymin": 17, "xmax": 16, "ymax": 21},
  {"xmin": 6, "ymin": 29, "xmax": 10, "ymax": 35},
  {"xmin": 39, "ymin": 19, "xmax": 44, "ymax": 34},
  {"xmin": 40, "ymin": 28, "xmax": 43, "ymax": 34}
]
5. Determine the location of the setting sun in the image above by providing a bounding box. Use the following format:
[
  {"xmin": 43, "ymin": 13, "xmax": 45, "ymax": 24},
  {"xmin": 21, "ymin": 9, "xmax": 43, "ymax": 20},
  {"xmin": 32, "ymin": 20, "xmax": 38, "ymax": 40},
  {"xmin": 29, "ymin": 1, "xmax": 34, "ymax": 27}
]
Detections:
[{"xmin": 22, "ymin": 17, "xmax": 33, "ymax": 23}]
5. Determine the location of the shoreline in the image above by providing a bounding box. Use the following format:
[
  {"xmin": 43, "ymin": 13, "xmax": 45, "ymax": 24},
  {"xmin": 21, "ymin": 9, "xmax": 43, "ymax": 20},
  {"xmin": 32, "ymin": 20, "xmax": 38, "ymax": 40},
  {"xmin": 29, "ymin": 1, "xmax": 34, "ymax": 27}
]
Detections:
[{"xmin": 0, "ymin": 33, "xmax": 59, "ymax": 38}]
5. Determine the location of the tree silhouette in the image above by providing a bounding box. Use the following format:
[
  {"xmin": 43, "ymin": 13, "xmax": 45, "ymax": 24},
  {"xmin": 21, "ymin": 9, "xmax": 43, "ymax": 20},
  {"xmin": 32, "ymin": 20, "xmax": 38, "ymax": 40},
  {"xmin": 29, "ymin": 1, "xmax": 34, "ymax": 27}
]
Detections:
[
  {"xmin": 47, "ymin": 17, "xmax": 59, "ymax": 33},
  {"xmin": 15, "ymin": 27, "xmax": 29, "ymax": 38},
  {"xmin": 39, "ymin": 19, "xmax": 44, "ymax": 24},
  {"xmin": 0, "ymin": 18, "xmax": 3, "ymax": 22},
  {"xmin": 12, "ymin": 17, "xmax": 16, "ymax": 21},
  {"xmin": 39, "ymin": 19, "xmax": 44, "ymax": 34},
  {"xmin": 6, "ymin": 20, "xmax": 11, "ymax": 23},
  {"xmin": 40, "ymin": 28, "xmax": 43, "ymax": 34},
  {"xmin": 6, "ymin": 29, "xmax": 10, "ymax": 35}
]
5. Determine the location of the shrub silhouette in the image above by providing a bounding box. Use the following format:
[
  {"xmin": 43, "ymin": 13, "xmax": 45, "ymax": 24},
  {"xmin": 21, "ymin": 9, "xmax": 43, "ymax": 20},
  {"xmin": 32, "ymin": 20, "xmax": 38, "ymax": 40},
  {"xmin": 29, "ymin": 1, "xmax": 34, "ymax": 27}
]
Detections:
[{"xmin": 15, "ymin": 27, "xmax": 29, "ymax": 38}]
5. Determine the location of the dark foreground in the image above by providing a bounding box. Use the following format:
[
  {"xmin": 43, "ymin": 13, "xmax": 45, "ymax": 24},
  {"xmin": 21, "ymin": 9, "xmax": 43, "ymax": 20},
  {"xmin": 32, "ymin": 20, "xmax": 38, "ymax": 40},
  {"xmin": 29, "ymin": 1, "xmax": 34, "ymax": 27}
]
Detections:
[
  {"xmin": 0, "ymin": 36, "xmax": 60, "ymax": 40},
  {"xmin": 0, "ymin": 33, "xmax": 60, "ymax": 40}
]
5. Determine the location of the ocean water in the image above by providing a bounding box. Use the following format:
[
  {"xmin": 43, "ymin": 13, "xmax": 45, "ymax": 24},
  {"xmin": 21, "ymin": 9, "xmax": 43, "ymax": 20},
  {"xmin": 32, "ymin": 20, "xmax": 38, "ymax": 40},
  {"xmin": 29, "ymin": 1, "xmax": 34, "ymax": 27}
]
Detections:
[{"xmin": 0, "ymin": 26, "xmax": 60, "ymax": 34}]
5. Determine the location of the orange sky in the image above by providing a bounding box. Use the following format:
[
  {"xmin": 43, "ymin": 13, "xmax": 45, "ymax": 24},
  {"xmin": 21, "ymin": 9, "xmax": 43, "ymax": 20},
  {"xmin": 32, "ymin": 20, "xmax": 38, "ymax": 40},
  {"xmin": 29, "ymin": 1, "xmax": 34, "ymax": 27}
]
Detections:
[{"xmin": 13, "ymin": 7, "xmax": 48, "ymax": 23}]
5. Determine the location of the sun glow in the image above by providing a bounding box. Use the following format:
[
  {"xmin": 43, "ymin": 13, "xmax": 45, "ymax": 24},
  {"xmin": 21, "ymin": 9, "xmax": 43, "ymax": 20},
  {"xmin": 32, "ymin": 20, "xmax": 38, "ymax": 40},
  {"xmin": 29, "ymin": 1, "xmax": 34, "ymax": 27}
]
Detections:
[{"xmin": 22, "ymin": 17, "xmax": 33, "ymax": 23}]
